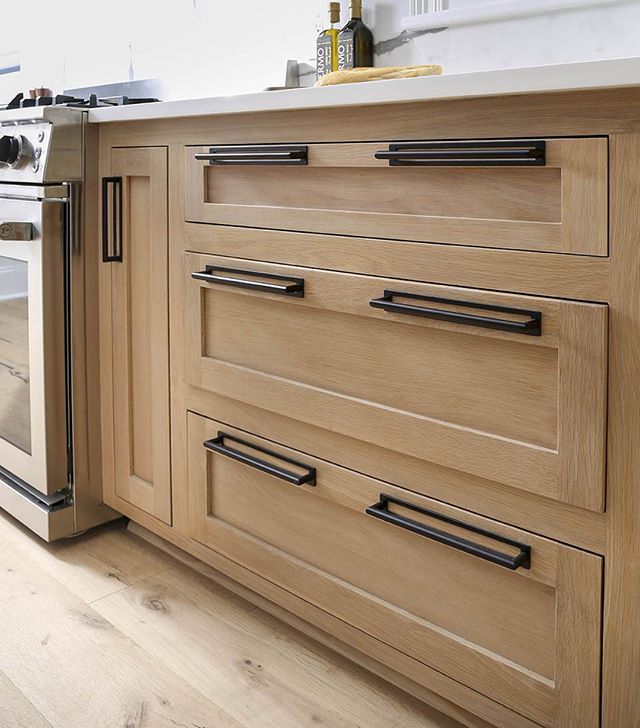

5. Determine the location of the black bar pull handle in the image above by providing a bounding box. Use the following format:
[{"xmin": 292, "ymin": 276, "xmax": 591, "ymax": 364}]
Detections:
[
  {"xmin": 194, "ymin": 144, "xmax": 308, "ymax": 166},
  {"xmin": 102, "ymin": 176, "xmax": 123, "ymax": 263},
  {"xmin": 204, "ymin": 432, "xmax": 316, "ymax": 487},
  {"xmin": 366, "ymin": 494, "xmax": 531, "ymax": 571},
  {"xmin": 369, "ymin": 290, "xmax": 542, "ymax": 336},
  {"xmin": 191, "ymin": 265, "xmax": 304, "ymax": 297},
  {"xmin": 375, "ymin": 139, "xmax": 546, "ymax": 167}
]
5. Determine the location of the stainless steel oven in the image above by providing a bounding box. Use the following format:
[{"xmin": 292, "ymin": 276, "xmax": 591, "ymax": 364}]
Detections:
[{"xmin": 0, "ymin": 104, "xmax": 117, "ymax": 540}]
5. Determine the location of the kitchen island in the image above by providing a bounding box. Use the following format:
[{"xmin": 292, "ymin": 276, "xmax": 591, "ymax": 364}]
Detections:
[{"xmin": 92, "ymin": 60, "xmax": 640, "ymax": 727}]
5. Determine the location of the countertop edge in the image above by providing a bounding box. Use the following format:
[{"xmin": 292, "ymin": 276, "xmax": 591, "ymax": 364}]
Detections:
[{"xmin": 87, "ymin": 57, "xmax": 640, "ymax": 124}]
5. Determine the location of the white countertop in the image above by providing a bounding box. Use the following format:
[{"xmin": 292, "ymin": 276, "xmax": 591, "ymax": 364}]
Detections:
[{"xmin": 88, "ymin": 57, "xmax": 640, "ymax": 124}]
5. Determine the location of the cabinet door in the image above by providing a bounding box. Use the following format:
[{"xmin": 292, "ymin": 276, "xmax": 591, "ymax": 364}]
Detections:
[{"xmin": 102, "ymin": 147, "xmax": 171, "ymax": 523}]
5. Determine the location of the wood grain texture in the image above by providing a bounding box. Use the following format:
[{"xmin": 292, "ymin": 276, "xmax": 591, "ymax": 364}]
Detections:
[
  {"xmin": 0, "ymin": 671, "xmax": 51, "ymax": 728},
  {"xmin": 554, "ymin": 548, "xmax": 603, "ymax": 727},
  {"xmin": 557, "ymin": 302, "xmax": 608, "ymax": 511},
  {"xmin": 159, "ymin": 139, "xmax": 474, "ymax": 728},
  {"xmin": 0, "ymin": 515, "xmax": 242, "ymax": 728},
  {"xmin": 129, "ymin": 522, "xmax": 501, "ymax": 728},
  {"xmin": 93, "ymin": 565, "xmax": 461, "ymax": 728},
  {"xmin": 185, "ymin": 138, "xmax": 607, "ymax": 255},
  {"xmin": 166, "ymin": 146, "xmax": 191, "ymax": 543},
  {"xmin": 186, "ymin": 411, "xmax": 603, "ymax": 727},
  {"xmin": 105, "ymin": 147, "xmax": 172, "ymax": 524},
  {"xmin": 96, "ymin": 87, "xmax": 640, "ymax": 147},
  {"xmin": 0, "ymin": 517, "xmax": 173, "ymax": 603},
  {"xmin": 555, "ymin": 136, "xmax": 609, "ymax": 254},
  {"xmin": 101, "ymin": 498, "xmax": 543, "ymax": 728},
  {"xmin": 184, "ymin": 385, "xmax": 608, "ymax": 554},
  {"xmin": 0, "ymin": 510, "xmax": 464, "ymax": 728},
  {"xmin": 185, "ymin": 252, "xmax": 607, "ymax": 512},
  {"xmin": 602, "ymin": 134, "xmax": 640, "ymax": 728},
  {"xmin": 95, "ymin": 89, "xmax": 630, "ymax": 725},
  {"xmin": 183, "ymin": 223, "xmax": 611, "ymax": 302}
]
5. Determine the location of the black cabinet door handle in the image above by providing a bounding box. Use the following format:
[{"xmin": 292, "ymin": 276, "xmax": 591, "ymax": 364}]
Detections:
[
  {"xmin": 369, "ymin": 290, "xmax": 542, "ymax": 336},
  {"xmin": 374, "ymin": 139, "xmax": 546, "ymax": 167},
  {"xmin": 191, "ymin": 265, "xmax": 304, "ymax": 297},
  {"xmin": 204, "ymin": 432, "xmax": 316, "ymax": 487},
  {"xmin": 194, "ymin": 144, "xmax": 308, "ymax": 166},
  {"xmin": 366, "ymin": 494, "xmax": 531, "ymax": 570},
  {"xmin": 102, "ymin": 176, "xmax": 123, "ymax": 263}
]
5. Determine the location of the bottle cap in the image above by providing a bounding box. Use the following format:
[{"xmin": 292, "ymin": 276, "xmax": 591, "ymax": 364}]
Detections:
[
  {"xmin": 329, "ymin": 2, "xmax": 341, "ymax": 23},
  {"xmin": 350, "ymin": 0, "xmax": 363, "ymax": 15}
]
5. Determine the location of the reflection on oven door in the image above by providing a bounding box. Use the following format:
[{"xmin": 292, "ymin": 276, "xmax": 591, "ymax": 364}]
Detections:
[
  {"xmin": 0, "ymin": 194, "xmax": 68, "ymax": 497},
  {"xmin": 0, "ymin": 257, "xmax": 30, "ymax": 454}
]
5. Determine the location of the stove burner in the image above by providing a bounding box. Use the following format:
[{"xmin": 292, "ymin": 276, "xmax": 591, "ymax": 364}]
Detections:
[
  {"xmin": 6, "ymin": 92, "xmax": 160, "ymax": 110},
  {"xmin": 64, "ymin": 94, "xmax": 160, "ymax": 108}
]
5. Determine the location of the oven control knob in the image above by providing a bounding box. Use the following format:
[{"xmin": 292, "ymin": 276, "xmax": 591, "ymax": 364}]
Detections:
[{"xmin": 0, "ymin": 135, "xmax": 31, "ymax": 168}]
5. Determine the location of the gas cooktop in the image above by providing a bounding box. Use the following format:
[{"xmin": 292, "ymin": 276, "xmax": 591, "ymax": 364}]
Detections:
[{"xmin": 5, "ymin": 92, "xmax": 160, "ymax": 110}]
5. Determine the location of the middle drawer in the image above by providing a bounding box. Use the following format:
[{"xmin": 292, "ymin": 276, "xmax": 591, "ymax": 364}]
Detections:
[{"xmin": 184, "ymin": 253, "xmax": 608, "ymax": 513}]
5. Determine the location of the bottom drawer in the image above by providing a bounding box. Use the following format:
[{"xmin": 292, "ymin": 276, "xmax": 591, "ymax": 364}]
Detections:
[{"xmin": 187, "ymin": 412, "xmax": 602, "ymax": 727}]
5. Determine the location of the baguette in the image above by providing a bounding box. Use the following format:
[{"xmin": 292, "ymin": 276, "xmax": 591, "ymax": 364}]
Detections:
[{"xmin": 315, "ymin": 65, "xmax": 442, "ymax": 87}]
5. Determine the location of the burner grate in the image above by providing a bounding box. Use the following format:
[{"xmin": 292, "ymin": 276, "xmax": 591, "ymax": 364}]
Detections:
[{"xmin": 5, "ymin": 92, "xmax": 159, "ymax": 110}]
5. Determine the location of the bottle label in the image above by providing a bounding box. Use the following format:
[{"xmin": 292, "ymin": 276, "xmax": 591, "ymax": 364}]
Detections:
[
  {"xmin": 316, "ymin": 36, "xmax": 334, "ymax": 79},
  {"xmin": 337, "ymin": 31, "xmax": 355, "ymax": 70}
]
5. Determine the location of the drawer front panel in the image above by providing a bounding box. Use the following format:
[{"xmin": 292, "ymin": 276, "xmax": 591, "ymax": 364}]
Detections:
[
  {"xmin": 185, "ymin": 138, "xmax": 608, "ymax": 256},
  {"xmin": 185, "ymin": 253, "xmax": 608, "ymax": 512},
  {"xmin": 187, "ymin": 412, "xmax": 602, "ymax": 727}
]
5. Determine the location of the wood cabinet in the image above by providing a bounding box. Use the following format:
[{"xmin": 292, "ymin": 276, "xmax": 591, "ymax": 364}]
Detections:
[
  {"xmin": 100, "ymin": 147, "xmax": 172, "ymax": 524},
  {"xmin": 184, "ymin": 252, "xmax": 608, "ymax": 513},
  {"xmin": 187, "ymin": 412, "xmax": 602, "ymax": 728},
  {"xmin": 97, "ymin": 88, "xmax": 640, "ymax": 727},
  {"xmin": 185, "ymin": 137, "xmax": 608, "ymax": 255}
]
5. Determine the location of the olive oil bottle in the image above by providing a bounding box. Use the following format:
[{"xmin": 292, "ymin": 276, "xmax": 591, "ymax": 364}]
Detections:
[
  {"xmin": 316, "ymin": 2, "xmax": 341, "ymax": 81},
  {"xmin": 337, "ymin": 0, "xmax": 374, "ymax": 71}
]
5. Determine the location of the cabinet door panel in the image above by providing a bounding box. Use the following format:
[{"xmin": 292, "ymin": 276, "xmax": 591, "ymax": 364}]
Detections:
[{"xmin": 103, "ymin": 147, "xmax": 171, "ymax": 524}]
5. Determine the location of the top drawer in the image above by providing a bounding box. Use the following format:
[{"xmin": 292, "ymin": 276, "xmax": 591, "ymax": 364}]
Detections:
[{"xmin": 185, "ymin": 137, "xmax": 608, "ymax": 256}]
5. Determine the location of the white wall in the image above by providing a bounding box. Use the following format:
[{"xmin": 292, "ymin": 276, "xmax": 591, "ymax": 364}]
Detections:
[
  {"xmin": 1, "ymin": 0, "xmax": 640, "ymax": 102},
  {"xmin": 0, "ymin": 0, "xmax": 333, "ymax": 100}
]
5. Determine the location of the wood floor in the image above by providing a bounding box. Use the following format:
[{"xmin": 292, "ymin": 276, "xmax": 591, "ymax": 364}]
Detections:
[{"xmin": 0, "ymin": 511, "xmax": 462, "ymax": 728}]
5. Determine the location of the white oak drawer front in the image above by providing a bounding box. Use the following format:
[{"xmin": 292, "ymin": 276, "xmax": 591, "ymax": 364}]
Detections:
[
  {"xmin": 187, "ymin": 412, "xmax": 602, "ymax": 728},
  {"xmin": 184, "ymin": 137, "xmax": 608, "ymax": 256},
  {"xmin": 184, "ymin": 253, "xmax": 608, "ymax": 513}
]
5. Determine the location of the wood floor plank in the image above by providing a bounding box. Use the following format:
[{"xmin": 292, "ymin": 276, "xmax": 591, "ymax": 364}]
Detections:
[
  {"xmin": 0, "ymin": 670, "xmax": 52, "ymax": 728},
  {"xmin": 0, "ymin": 513, "xmax": 463, "ymax": 728},
  {"xmin": 0, "ymin": 512, "xmax": 175, "ymax": 603},
  {"xmin": 92, "ymin": 563, "xmax": 461, "ymax": 728},
  {"xmin": 0, "ymin": 522, "xmax": 243, "ymax": 728}
]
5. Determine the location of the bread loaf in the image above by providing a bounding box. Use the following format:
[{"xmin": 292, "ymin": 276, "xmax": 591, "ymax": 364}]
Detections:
[{"xmin": 315, "ymin": 65, "xmax": 442, "ymax": 87}]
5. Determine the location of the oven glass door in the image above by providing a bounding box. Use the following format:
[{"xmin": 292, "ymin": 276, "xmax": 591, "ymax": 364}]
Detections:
[{"xmin": 0, "ymin": 195, "xmax": 68, "ymax": 496}]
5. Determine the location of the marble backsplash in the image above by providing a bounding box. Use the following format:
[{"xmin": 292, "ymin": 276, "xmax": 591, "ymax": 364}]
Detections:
[
  {"xmin": 351, "ymin": 0, "xmax": 640, "ymax": 75},
  {"xmin": 1, "ymin": 0, "xmax": 640, "ymax": 102}
]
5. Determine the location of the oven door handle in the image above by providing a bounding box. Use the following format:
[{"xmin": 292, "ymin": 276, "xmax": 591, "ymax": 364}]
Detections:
[{"xmin": 0, "ymin": 222, "xmax": 33, "ymax": 241}]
